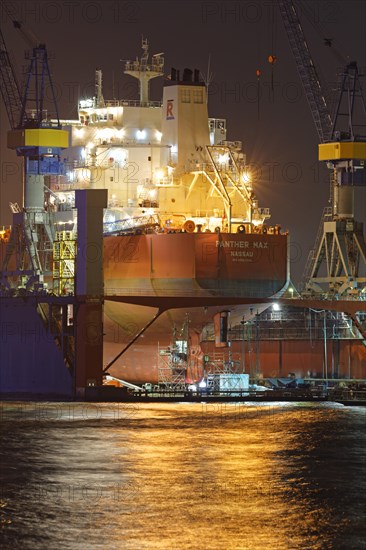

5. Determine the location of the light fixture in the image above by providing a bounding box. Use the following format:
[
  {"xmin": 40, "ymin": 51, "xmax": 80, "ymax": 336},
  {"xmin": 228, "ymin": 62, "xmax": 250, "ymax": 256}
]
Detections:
[
  {"xmin": 242, "ymin": 171, "xmax": 251, "ymax": 183},
  {"xmin": 218, "ymin": 153, "xmax": 229, "ymax": 164}
]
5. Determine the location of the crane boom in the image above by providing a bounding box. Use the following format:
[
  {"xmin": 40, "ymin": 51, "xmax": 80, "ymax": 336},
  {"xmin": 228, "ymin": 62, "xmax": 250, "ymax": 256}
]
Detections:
[
  {"xmin": 12, "ymin": 19, "xmax": 39, "ymax": 50},
  {"xmin": 278, "ymin": 0, "xmax": 332, "ymax": 143},
  {"xmin": 0, "ymin": 26, "xmax": 23, "ymax": 129},
  {"xmin": 3, "ymin": 1, "xmax": 40, "ymax": 49},
  {"xmin": 1, "ymin": 0, "xmax": 58, "ymax": 129}
]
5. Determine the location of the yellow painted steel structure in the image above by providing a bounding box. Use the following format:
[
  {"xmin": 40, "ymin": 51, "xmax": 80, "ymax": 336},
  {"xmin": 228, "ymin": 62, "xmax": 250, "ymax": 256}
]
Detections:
[
  {"xmin": 7, "ymin": 128, "xmax": 69, "ymax": 149},
  {"xmin": 53, "ymin": 231, "xmax": 76, "ymax": 295},
  {"xmin": 318, "ymin": 141, "xmax": 366, "ymax": 161}
]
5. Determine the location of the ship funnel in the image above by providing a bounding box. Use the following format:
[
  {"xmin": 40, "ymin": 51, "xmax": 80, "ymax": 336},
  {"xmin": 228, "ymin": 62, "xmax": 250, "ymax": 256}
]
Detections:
[
  {"xmin": 162, "ymin": 64, "xmax": 209, "ymax": 175},
  {"xmin": 183, "ymin": 68, "xmax": 193, "ymax": 82}
]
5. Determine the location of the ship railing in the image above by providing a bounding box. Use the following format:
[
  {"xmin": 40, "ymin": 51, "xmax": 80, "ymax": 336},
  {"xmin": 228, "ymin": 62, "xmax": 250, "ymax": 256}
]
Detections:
[
  {"xmin": 329, "ymin": 388, "xmax": 366, "ymax": 401},
  {"xmin": 103, "ymin": 214, "xmax": 161, "ymax": 235},
  {"xmin": 192, "ymin": 162, "xmax": 222, "ymax": 174},
  {"xmin": 104, "ymin": 287, "xmax": 285, "ymax": 298},
  {"xmin": 219, "ymin": 140, "xmax": 243, "ymax": 150},
  {"xmin": 103, "ymin": 99, "xmax": 162, "ymax": 108},
  {"xmin": 124, "ymin": 61, "xmax": 164, "ymax": 74},
  {"xmin": 25, "ymin": 109, "xmax": 61, "ymax": 127},
  {"xmin": 229, "ymin": 326, "xmax": 360, "ymax": 341},
  {"xmin": 71, "ymin": 159, "xmax": 128, "ymax": 170}
]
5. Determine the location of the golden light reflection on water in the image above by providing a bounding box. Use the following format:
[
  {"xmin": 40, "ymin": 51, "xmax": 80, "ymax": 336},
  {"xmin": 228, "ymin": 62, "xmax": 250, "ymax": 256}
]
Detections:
[{"xmin": 0, "ymin": 402, "xmax": 365, "ymax": 549}]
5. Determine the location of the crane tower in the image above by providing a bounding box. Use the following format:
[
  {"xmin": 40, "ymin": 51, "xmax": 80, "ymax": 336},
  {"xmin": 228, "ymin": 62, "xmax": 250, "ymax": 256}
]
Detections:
[
  {"xmin": 279, "ymin": 0, "xmax": 366, "ymax": 298},
  {"xmin": 0, "ymin": 9, "xmax": 68, "ymax": 291}
]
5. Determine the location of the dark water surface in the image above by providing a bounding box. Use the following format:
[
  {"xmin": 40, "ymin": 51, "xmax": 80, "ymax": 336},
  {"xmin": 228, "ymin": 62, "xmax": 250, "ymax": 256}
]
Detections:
[{"xmin": 0, "ymin": 401, "xmax": 365, "ymax": 549}]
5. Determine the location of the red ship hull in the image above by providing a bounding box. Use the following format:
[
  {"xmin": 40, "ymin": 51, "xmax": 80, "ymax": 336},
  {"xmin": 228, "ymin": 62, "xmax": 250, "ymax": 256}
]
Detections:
[
  {"xmin": 103, "ymin": 231, "xmax": 289, "ymax": 382},
  {"xmin": 104, "ymin": 231, "xmax": 288, "ymax": 297}
]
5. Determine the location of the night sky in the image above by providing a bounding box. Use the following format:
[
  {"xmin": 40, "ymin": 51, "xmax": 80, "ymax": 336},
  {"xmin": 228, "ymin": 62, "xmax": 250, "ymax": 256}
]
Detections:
[{"xmin": 0, "ymin": 0, "xmax": 365, "ymax": 285}]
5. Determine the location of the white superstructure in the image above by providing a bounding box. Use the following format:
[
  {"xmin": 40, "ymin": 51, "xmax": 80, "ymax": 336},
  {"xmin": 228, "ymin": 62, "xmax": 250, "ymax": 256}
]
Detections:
[{"xmin": 53, "ymin": 39, "xmax": 271, "ymax": 235}]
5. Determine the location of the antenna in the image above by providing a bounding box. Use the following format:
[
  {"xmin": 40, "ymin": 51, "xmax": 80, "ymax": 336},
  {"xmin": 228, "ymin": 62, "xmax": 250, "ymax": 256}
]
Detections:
[{"xmin": 201, "ymin": 54, "xmax": 213, "ymax": 102}]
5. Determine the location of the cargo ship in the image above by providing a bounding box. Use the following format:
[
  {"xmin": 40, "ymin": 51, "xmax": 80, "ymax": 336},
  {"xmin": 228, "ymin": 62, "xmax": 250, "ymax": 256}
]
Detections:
[
  {"xmin": 47, "ymin": 40, "xmax": 289, "ymax": 383},
  {"xmin": 0, "ymin": 39, "xmax": 289, "ymax": 390}
]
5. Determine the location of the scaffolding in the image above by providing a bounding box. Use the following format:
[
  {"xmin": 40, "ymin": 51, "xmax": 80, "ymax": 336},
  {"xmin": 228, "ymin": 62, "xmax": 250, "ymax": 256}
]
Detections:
[
  {"xmin": 227, "ymin": 307, "xmax": 364, "ymax": 342},
  {"xmin": 53, "ymin": 230, "xmax": 76, "ymax": 295},
  {"xmin": 202, "ymin": 350, "xmax": 241, "ymax": 375},
  {"xmin": 158, "ymin": 343, "xmax": 188, "ymax": 389}
]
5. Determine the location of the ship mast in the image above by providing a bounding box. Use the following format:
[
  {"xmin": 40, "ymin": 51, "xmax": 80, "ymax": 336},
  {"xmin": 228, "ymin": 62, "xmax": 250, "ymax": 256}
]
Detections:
[
  {"xmin": 124, "ymin": 38, "xmax": 164, "ymax": 105},
  {"xmin": 95, "ymin": 69, "xmax": 105, "ymax": 108}
]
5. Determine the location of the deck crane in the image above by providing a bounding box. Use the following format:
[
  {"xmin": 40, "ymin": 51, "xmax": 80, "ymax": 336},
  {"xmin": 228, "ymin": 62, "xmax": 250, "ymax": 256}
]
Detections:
[
  {"xmin": 278, "ymin": 0, "xmax": 366, "ymax": 297},
  {"xmin": 0, "ymin": 5, "xmax": 68, "ymax": 291}
]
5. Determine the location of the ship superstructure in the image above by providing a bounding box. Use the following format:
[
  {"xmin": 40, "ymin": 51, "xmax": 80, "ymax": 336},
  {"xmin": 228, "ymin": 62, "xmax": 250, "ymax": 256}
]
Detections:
[{"xmin": 53, "ymin": 40, "xmax": 275, "ymax": 246}]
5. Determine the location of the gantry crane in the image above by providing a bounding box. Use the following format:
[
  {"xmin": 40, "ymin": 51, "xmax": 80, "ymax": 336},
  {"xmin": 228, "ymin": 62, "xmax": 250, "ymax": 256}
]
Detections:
[
  {"xmin": 0, "ymin": 4, "xmax": 68, "ymax": 291},
  {"xmin": 279, "ymin": 0, "xmax": 366, "ymax": 297}
]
